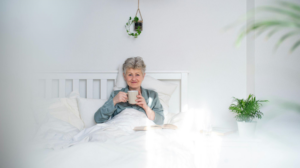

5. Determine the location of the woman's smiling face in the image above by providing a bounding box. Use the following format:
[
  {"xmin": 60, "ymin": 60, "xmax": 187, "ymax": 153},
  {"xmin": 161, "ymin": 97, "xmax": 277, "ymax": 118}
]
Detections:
[{"xmin": 123, "ymin": 68, "xmax": 145, "ymax": 90}]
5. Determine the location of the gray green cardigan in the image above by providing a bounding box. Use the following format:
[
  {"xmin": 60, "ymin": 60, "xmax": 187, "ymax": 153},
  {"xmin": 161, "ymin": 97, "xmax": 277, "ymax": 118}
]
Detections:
[{"xmin": 94, "ymin": 86, "xmax": 164, "ymax": 125}]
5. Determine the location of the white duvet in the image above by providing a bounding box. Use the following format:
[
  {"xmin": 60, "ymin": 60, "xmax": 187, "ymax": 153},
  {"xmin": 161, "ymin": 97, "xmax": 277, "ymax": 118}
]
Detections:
[{"xmin": 28, "ymin": 109, "xmax": 197, "ymax": 168}]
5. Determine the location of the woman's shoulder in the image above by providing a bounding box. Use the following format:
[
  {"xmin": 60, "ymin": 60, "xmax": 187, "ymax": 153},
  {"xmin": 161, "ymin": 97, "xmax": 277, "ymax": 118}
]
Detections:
[{"xmin": 142, "ymin": 87, "xmax": 158, "ymax": 96}]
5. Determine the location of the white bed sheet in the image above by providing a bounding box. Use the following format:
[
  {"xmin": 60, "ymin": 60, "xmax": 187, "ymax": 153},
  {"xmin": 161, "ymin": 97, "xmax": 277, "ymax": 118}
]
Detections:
[{"xmin": 26, "ymin": 109, "xmax": 197, "ymax": 168}]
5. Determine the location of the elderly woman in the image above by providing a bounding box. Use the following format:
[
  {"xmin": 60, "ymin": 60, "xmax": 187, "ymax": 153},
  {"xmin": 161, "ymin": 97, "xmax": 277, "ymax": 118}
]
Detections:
[{"xmin": 94, "ymin": 57, "xmax": 164, "ymax": 125}]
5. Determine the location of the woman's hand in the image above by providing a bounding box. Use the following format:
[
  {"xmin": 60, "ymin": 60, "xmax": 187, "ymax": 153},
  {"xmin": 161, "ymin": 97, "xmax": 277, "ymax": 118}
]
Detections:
[
  {"xmin": 113, "ymin": 92, "xmax": 128, "ymax": 106},
  {"xmin": 136, "ymin": 90, "xmax": 155, "ymax": 120},
  {"xmin": 136, "ymin": 90, "xmax": 148, "ymax": 110}
]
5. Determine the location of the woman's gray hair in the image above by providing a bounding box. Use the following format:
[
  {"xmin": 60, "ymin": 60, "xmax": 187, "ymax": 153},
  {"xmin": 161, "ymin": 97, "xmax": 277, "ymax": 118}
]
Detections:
[{"xmin": 122, "ymin": 56, "xmax": 146, "ymax": 75}]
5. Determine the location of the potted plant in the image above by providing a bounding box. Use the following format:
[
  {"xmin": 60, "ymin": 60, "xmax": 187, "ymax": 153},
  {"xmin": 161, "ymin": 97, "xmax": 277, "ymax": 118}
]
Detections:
[
  {"xmin": 229, "ymin": 94, "xmax": 268, "ymax": 137},
  {"xmin": 125, "ymin": 16, "xmax": 142, "ymax": 38},
  {"xmin": 134, "ymin": 19, "xmax": 143, "ymax": 31}
]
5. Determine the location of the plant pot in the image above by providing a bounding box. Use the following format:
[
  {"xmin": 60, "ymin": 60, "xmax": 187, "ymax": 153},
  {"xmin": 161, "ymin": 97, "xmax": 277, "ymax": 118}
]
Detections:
[
  {"xmin": 237, "ymin": 121, "xmax": 257, "ymax": 138},
  {"xmin": 134, "ymin": 21, "xmax": 143, "ymax": 31}
]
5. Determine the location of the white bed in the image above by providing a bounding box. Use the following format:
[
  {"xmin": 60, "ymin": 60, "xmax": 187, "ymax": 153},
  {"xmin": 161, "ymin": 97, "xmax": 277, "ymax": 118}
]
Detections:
[{"xmin": 25, "ymin": 70, "xmax": 200, "ymax": 168}]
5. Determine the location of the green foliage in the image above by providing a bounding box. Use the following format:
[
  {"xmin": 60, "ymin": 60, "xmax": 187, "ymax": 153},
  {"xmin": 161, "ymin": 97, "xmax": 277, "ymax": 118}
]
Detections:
[
  {"xmin": 125, "ymin": 16, "xmax": 142, "ymax": 38},
  {"xmin": 229, "ymin": 94, "xmax": 268, "ymax": 122},
  {"xmin": 231, "ymin": 1, "xmax": 300, "ymax": 53},
  {"xmin": 133, "ymin": 16, "xmax": 139, "ymax": 22}
]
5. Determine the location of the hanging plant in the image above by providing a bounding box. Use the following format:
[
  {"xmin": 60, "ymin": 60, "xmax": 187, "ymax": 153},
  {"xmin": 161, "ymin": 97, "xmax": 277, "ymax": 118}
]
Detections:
[
  {"xmin": 125, "ymin": 16, "xmax": 142, "ymax": 38},
  {"xmin": 125, "ymin": 0, "xmax": 143, "ymax": 38}
]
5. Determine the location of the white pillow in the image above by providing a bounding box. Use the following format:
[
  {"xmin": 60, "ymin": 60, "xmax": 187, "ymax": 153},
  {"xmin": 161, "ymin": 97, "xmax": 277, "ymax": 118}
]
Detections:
[
  {"xmin": 141, "ymin": 75, "xmax": 177, "ymax": 108},
  {"xmin": 114, "ymin": 64, "xmax": 178, "ymax": 124},
  {"xmin": 32, "ymin": 97, "xmax": 85, "ymax": 130},
  {"xmin": 76, "ymin": 98, "xmax": 108, "ymax": 128},
  {"xmin": 114, "ymin": 64, "xmax": 126, "ymax": 90}
]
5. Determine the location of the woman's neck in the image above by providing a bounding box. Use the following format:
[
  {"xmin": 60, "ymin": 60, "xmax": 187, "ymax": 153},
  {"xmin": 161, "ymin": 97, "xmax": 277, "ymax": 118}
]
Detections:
[{"xmin": 128, "ymin": 86, "xmax": 141, "ymax": 92}]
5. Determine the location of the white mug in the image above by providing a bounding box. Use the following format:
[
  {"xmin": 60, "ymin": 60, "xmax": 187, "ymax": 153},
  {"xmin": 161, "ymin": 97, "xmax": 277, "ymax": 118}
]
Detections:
[{"xmin": 128, "ymin": 90, "xmax": 138, "ymax": 104}]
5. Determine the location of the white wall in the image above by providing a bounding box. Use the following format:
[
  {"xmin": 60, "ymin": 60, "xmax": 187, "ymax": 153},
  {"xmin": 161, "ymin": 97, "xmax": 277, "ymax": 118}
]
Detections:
[
  {"xmin": 1, "ymin": 0, "xmax": 248, "ymax": 129},
  {"xmin": 253, "ymin": 1, "xmax": 300, "ymax": 166},
  {"xmin": 254, "ymin": 0, "xmax": 300, "ymax": 125},
  {"xmin": 254, "ymin": 0, "xmax": 300, "ymax": 102}
]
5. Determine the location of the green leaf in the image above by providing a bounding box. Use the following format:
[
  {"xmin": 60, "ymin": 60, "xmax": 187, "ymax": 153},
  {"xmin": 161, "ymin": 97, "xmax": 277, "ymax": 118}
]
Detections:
[
  {"xmin": 266, "ymin": 28, "xmax": 281, "ymax": 39},
  {"xmin": 236, "ymin": 22, "xmax": 264, "ymax": 46},
  {"xmin": 236, "ymin": 19, "xmax": 300, "ymax": 47},
  {"xmin": 278, "ymin": 1, "xmax": 300, "ymax": 12},
  {"xmin": 256, "ymin": 6, "xmax": 300, "ymax": 21},
  {"xmin": 256, "ymin": 20, "xmax": 298, "ymax": 28},
  {"xmin": 129, "ymin": 17, "xmax": 132, "ymax": 20},
  {"xmin": 274, "ymin": 31, "xmax": 300, "ymax": 50},
  {"xmin": 255, "ymin": 26, "xmax": 268, "ymax": 36},
  {"xmin": 229, "ymin": 94, "xmax": 268, "ymax": 121},
  {"xmin": 290, "ymin": 39, "xmax": 300, "ymax": 52},
  {"xmin": 134, "ymin": 16, "xmax": 139, "ymax": 22},
  {"xmin": 235, "ymin": 29, "xmax": 247, "ymax": 47}
]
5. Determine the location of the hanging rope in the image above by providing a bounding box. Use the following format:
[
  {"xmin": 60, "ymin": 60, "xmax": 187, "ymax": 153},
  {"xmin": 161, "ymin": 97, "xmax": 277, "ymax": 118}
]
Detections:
[{"xmin": 135, "ymin": 0, "xmax": 143, "ymax": 21}]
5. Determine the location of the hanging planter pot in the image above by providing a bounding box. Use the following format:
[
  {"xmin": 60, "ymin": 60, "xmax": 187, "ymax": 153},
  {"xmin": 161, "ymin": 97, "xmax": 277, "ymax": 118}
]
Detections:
[
  {"xmin": 134, "ymin": 20, "xmax": 143, "ymax": 31},
  {"xmin": 125, "ymin": 0, "xmax": 143, "ymax": 38},
  {"xmin": 134, "ymin": 8, "xmax": 143, "ymax": 31}
]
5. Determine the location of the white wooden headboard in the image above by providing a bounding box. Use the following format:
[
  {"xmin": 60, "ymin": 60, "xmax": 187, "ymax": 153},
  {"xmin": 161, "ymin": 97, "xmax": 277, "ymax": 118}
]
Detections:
[{"xmin": 32, "ymin": 71, "xmax": 189, "ymax": 113}]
